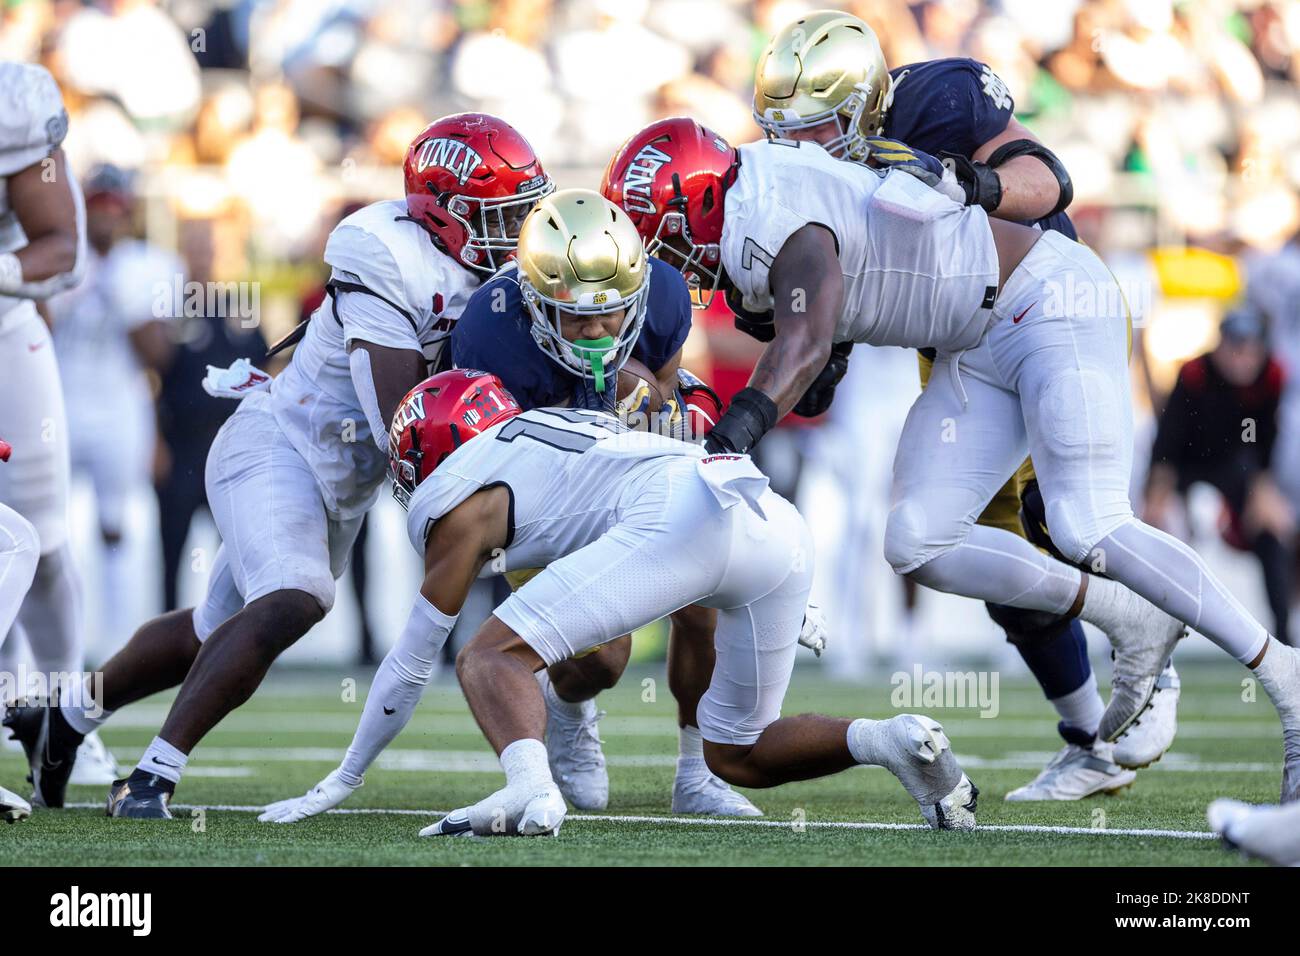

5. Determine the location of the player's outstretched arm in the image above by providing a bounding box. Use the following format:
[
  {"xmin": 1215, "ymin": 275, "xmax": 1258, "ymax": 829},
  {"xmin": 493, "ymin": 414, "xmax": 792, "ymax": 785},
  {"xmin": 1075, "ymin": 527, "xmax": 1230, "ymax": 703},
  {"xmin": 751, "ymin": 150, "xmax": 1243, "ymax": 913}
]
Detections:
[
  {"xmin": 0, "ymin": 149, "xmax": 84, "ymax": 297},
  {"xmin": 259, "ymin": 490, "xmax": 509, "ymax": 823},
  {"xmin": 707, "ymin": 224, "xmax": 843, "ymax": 454}
]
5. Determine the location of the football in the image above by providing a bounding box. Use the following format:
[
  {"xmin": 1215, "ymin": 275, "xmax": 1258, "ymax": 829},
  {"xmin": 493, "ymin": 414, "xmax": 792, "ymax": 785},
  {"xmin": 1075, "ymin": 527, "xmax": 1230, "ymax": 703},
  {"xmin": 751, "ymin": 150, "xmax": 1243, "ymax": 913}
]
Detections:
[{"xmin": 615, "ymin": 356, "xmax": 665, "ymax": 427}]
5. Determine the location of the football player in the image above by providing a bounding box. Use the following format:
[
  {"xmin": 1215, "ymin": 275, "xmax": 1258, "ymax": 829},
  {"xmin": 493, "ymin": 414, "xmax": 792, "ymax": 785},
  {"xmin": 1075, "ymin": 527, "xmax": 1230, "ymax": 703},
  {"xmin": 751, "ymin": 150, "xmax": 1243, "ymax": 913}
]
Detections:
[
  {"xmin": 745, "ymin": 10, "xmax": 1160, "ymax": 800},
  {"xmin": 48, "ymin": 164, "xmax": 180, "ymax": 651},
  {"xmin": 601, "ymin": 118, "xmax": 1300, "ymax": 806},
  {"xmin": 0, "ymin": 61, "xmax": 123, "ymax": 788},
  {"xmin": 0, "ymin": 437, "xmax": 39, "ymax": 823},
  {"xmin": 263, "ymin": 370, "xmax": 977, "ymax": 837},
  {"xmin": 449, "ymin": 188, "xmax": 760, "ymax": 816},
  {"xmin": 5, "ymin": 113, "xmax": 554, "ymax": 817}
]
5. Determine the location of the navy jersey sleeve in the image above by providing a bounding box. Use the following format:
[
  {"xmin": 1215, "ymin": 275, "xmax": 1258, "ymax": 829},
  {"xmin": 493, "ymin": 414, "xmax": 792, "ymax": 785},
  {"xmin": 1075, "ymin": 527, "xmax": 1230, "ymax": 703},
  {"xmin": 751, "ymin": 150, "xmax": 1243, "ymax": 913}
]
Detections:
[
  {"xmin": 885, "ymin": 58, "xmax": 1014, "ymax": 163},
  {"xmin": 630, "ymin": 257, "xmax": 693, "ymax": 374},
  {"xmin": 886, "ymin": 57, "xmax": 1076, "ymax": 238},
  {"xmin": 452, "ymin": 275, "xmax": 572, "ymax": 411}
]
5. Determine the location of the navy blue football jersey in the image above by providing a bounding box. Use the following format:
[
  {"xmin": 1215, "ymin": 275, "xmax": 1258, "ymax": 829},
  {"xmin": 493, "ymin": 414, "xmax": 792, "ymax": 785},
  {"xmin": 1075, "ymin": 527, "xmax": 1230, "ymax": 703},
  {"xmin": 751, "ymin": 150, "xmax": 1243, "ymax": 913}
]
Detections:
[
  {"xmin": 450, "ymin": 256, "xmax": 692, "ymax": 412},
  {"xmin": 884, "ymin": 57, "xmax": 1076, "ymax": 239}
]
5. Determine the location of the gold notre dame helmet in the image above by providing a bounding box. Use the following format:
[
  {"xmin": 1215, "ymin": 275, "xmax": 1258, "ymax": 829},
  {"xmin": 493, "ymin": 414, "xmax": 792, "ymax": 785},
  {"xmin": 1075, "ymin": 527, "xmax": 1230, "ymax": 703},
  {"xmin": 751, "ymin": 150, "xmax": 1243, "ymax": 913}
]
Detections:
[
  {"xmin": 517, "ymin": 188, "xmax": 650, "ymax": 387},
  {"xmin": 753, "ymin": 9, "xmax": 892, "ymax": 161}
]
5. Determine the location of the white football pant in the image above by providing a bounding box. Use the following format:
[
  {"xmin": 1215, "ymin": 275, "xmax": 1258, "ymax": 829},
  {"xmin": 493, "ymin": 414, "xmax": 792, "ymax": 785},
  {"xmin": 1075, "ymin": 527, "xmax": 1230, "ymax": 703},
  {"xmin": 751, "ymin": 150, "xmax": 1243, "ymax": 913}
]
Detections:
[
  {"xmin": 193, "ymin": 392, "xmax": 362, "ymax": 641},
  {"xmin": 496, "ymin": 456, "xmax": 814, "ymax": 745},
  {"xmin": 886, "ymin": 231, "xmax": 1269, "ymax": 663}
]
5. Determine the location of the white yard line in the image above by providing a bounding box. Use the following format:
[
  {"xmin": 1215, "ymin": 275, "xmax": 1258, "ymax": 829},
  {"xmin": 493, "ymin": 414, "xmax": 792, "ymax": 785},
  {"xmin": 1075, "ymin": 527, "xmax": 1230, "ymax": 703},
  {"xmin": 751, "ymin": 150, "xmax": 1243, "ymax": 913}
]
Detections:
[
  {"xmin": 63, "ymin": 800, "xmax": 1217, "ymax": 840},
  {"xmin": 86, "ymin": 746, "xmax": 1283, "ymax": 775}
]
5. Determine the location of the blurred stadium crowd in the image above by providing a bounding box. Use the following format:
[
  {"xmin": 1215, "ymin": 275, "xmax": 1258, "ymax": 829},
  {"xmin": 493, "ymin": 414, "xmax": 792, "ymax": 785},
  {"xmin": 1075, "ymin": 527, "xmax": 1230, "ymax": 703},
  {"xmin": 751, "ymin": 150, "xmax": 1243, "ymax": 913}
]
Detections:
[{"xmin": 5, "ymin": 0, "xmax": 1300, "ymax": 672}]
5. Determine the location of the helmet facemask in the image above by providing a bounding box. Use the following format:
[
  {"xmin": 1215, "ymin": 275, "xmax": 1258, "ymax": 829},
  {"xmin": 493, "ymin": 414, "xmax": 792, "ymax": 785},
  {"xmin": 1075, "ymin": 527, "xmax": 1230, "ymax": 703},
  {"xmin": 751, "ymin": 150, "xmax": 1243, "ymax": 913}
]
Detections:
[
  {"xmin": 523, "ymin": 275, "xmax": 650, "ymax": 393},
  {"xmin": 390, "ymin": 424, "xmax": 425, "ymax": 510},
  {"xmin": 753, "ymin": 77, "xmax": 889, "ymax": 164},
  {"xmin": 449, "ymin": 178, "xmax": 556, "ymax": 273},
  {"xmin": 646, "ymin": 174, "xmax": 723, "ymax": 309}
]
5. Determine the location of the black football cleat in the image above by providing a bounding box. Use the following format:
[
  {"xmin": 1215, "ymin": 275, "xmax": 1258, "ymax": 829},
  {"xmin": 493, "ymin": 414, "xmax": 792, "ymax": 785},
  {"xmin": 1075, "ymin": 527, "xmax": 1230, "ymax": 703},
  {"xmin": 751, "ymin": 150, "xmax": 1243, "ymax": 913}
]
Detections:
[
  {"xmin": 106, "ymin": 771, "xmax": 175, "ymax": 819},
  {"xmin": 3, "ymin": 699, "xmax": 81, "ymax": 809}
]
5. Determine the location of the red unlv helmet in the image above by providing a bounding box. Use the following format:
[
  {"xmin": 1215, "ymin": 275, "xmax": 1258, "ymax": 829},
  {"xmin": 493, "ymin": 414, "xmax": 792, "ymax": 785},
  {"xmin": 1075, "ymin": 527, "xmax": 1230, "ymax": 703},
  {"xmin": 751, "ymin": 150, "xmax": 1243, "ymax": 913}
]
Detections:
[
  {"xmin": 601, "ymin": 117, "xmax": 738, "ymax": 308},
  {"xmin": 404, "ymin": 113, "xmax": 554, "ymax": 274},
  {"xmin": 388, "ymin": 370, "xmax": 522, "ymax": 508}
]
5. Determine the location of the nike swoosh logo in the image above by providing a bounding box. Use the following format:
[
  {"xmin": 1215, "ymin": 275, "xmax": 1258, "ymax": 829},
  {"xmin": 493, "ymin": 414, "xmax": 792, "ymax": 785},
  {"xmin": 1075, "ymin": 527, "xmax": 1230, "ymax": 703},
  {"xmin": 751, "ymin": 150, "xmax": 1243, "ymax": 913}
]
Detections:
[
  {"xmin": 383, "ymin": 707, "xmax": 396, "ymax": 716},
  {"xmin": 1012, "ymin": 303, "xmax": 1035, "ymax": 324},
  {"xmin": 151, "ymin": 757, "xmax": 179, "ymax": 769},
  {"xmin": 27, "ymin": 342, "xmax": 44, "ymax": 352}
]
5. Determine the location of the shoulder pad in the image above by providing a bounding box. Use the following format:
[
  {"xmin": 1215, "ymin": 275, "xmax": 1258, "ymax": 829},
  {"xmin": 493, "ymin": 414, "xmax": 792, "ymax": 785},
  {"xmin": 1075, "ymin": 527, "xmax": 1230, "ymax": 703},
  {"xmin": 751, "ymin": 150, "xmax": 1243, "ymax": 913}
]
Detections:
[
  {"xmin": 0, "ymin": 63, "xmax": 69, "ymax": 177},
  {"xmin": 326, "ymin": 201, "xmax": 476, "ymax": 330}
]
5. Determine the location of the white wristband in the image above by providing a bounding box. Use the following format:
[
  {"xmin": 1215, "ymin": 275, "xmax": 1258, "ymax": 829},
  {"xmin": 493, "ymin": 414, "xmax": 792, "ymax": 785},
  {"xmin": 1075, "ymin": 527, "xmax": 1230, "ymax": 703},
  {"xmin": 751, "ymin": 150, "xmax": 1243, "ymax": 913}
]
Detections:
[{"xmin": 0, "ymin": 253, "xmax": 21, "ymax": 294}]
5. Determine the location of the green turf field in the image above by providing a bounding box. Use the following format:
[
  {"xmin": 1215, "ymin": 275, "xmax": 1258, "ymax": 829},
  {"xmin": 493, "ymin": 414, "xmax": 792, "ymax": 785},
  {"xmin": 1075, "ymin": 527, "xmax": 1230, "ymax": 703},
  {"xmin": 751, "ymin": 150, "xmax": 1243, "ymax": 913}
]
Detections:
[{"xmin": 2, "ymin": 660, "xmax": 1280, "ymax": 866}]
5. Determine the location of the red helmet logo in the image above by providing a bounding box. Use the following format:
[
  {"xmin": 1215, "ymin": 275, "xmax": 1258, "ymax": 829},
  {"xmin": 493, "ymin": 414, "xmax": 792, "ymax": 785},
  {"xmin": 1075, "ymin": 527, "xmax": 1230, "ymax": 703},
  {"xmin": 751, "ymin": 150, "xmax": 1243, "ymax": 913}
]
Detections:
[
  {"xmin": 404, "ymin": 113, "xmax": 554, "ymax": 274},
  {"xmin": 601, "ymin": 117, "xmax": 738, "ymax": 308},
  {"xmin": 388, "ymin": 370, "xmax": 522, "ymax": 508}
]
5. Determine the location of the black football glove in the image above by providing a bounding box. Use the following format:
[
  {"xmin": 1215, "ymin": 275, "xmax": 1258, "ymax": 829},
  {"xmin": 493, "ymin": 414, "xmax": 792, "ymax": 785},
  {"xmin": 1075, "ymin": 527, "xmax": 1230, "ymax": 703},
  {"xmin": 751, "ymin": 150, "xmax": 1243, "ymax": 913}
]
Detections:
[
  {"xmin": 938, "ymin": 151, "xmax": 1002, "ymax": 212},
  {"xmin": 792, "ymin": 342, "xmax": 852, "ymax": 418},
  {"xmin": 704, "ymin": 387, "xmax": 778, "ymax": 456},
  {"xmin": 726, "ymin": 285, "xmax": 776, "ymax": 343}
]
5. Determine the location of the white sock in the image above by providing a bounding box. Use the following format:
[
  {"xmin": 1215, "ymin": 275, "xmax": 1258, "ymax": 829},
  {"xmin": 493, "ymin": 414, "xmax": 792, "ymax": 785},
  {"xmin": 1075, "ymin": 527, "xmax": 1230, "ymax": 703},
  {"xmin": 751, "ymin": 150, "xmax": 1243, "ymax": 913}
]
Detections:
[
  {"xmin": 500, "ymin": 737, "xmax": 551, "ymax": 789},
  {"xmin": 537, "ymin": 668, "xmax": 590, "ymax": 718},
  {"xmin": 1255, "ymin": 636, "xmax": 1299, "ymax": 723},
  {"xmin": 677, "ymin": 725, "xmax": 704, "ymax": 763},
  {"xmin": 339, "ymin": 595, "xmax": 457, "ymax": 785},
  {"xmin": 1050, "ymin": 673, "xmax": 1104, "ymax": 739},
  {"xmin": 137, "ymin": 736, "xmax": 188, "ymax": 784},
  {"xmin": 846, "ymin": 718, "xmax": 884, "ymax": 765},
  {"xmin": 1077, "ymin": 575, "xmax": 1145, "ymax": 637},
  {"xmin": 60, "ymin": 675, "xmax": 111, "ymax": 736}
]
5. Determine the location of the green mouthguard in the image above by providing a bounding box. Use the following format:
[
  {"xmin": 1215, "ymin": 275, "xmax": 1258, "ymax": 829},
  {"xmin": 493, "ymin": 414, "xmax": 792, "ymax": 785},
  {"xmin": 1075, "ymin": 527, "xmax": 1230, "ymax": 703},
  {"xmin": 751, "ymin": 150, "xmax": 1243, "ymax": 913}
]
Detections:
[{"xmin": 571, "ymin": 336, "xmax": 615, "ymax": 392}]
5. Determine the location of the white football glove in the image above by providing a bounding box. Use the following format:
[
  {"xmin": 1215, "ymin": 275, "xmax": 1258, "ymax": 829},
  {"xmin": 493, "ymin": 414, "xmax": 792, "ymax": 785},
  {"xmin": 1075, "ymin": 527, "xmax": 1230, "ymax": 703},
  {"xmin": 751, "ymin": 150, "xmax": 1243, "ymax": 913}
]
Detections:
[
  {"xmin": 798, "ymin": 602, "xmax": 828, "ymax": 657},
  {"xmin": 202, "ymin": 357, "xmax": 271, "ymax": 399},
  {"xmin": 258, "ymin": 768, "xmax": 359, "ymax": 823}
]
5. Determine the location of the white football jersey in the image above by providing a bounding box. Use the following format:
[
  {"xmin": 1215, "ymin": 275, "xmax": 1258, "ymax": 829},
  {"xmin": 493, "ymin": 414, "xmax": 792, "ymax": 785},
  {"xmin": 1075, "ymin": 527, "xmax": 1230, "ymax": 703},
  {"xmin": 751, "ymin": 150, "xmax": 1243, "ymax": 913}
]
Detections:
[
  {"xmin": 405, "ymin": 408, "xmax": 728, "ymax": 568},
  {"xmin": 0, "ymin": 62, "xmax": 80, "ymax": 322},
  {"xmin": 722, "ymin": 139, "xmax": 1000, "ymax": 352},
  {"xmin": 269, "ymin": 200, "xmax": 479, "ymax": 518}
]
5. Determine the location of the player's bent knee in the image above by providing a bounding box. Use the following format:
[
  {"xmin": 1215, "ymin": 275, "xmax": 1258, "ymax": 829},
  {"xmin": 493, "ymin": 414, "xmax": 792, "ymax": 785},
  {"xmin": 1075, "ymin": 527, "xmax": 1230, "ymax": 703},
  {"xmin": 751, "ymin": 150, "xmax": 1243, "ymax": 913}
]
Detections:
[
  {"xmin": 247, "ymin": 588, "xmax": 325, "ymax": 642},
  {"xmin": 702, "ymin": 740, "xmax": 757, "ymax": 788},
  {"xmin": 884, "ymin": 499, "xmax": 930, "ymax": 573},
  {"xmin": 1043, "ymin": 498, "xmax": 1133, "ymax": 567}
]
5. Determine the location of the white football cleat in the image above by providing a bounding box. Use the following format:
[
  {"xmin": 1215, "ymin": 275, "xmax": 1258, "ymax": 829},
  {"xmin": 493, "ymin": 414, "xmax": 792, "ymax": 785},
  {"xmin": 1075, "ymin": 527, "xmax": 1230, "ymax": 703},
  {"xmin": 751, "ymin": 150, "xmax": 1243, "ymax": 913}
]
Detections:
[
  {"xmin": 545, "ymin": 697, "xmax": 609, "ymax": 811},
  {"xmin": 69, "ymin": 731, "xmax": 119, "ymax": 786},
  {"xmin": 517, "ymin": 788, "xmax": 567, "ymax": 836},
  {"xmin": 1005, "ymin": 743, "xmax": 1136, "ymax": 801},
  {"xmin": 873, "ymin": 714, "xmax": 978, "ymax": 831},
  {"xmin": 1208, "ymin": 799, "xmax": 1300, "ymax": 867},
  {"xmin": 258, "ymin": 768, "xmax": 360, "ymax": 823},
  {"xmin": 419, "ymin": 781, "xmax": 566, "ymax": 837},
  {"xmin": 1113, "ymin": 662, "xmax": 1180, "ymax": 769},
  {"xmin": 672, "ymin": 758, "xmax": 762, "ymax": 816},
  {"xmin": 1099, "ymin": 605, "xmax": 1185, "ymax": 745},
  {"xmin": 1, "ymin": 784, "xmax": 31, "ymax": 823}
]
